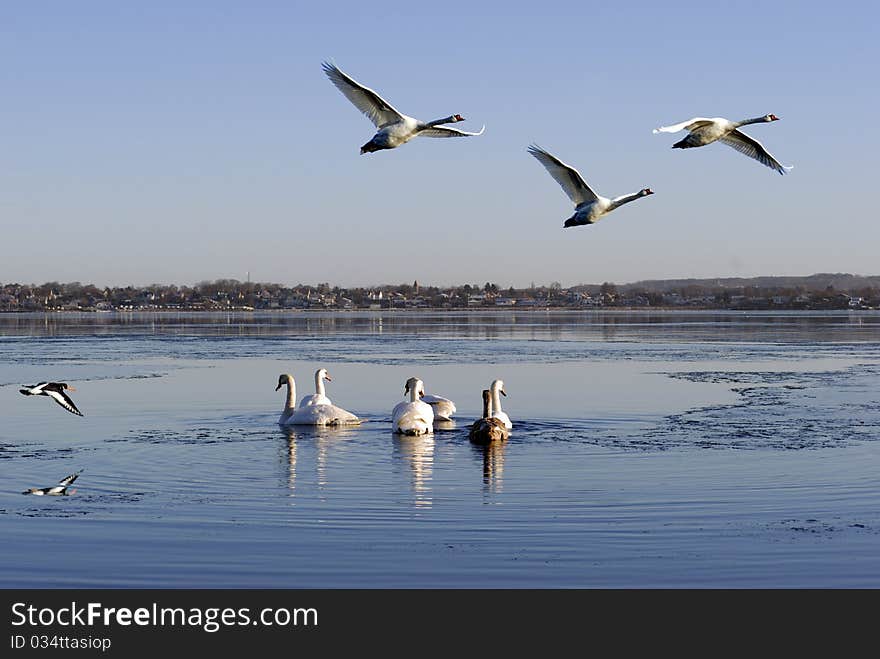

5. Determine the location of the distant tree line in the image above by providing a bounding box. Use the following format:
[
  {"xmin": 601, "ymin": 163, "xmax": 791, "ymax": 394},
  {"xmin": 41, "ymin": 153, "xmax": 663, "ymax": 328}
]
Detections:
[{"xmin": 1, "ymin": 273, "xmax": 878, "ymax": 311}]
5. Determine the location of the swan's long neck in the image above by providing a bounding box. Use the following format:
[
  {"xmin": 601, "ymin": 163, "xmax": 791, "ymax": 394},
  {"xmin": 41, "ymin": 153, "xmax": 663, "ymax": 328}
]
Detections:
[
  {"xmin": 424, "ymin": 115, "xmax": 458, "ymax": 128},
  {"xmin": 410, "ymin": 381, "xmax": 423, "ymax": 403},
  {"xmin": 481, "ymin": 390, "xmax": 492, "ymax": 419},
  {"xmin": 284, "ymin": 379, "xmax": 297, "ymax": 412},
  {"xmin": 491, "ymin": 387, "xmax": 504, "ymax": 416},
  {"xmin": 315, "ymin": 371, "xmax": 326, "ymax": 397},
  {"xmin": 607, "ymin": 192, "xmax": 643, "ymax": 212},
  {"xmin": 733, "ymin": 116, "xmax": 769, "ymax": 128}
]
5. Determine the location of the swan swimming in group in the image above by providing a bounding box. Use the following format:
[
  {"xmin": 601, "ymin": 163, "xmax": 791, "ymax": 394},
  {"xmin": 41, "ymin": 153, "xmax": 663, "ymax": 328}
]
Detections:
[
  {"xmin": 404, "ymin": 376, "xmax": 456, "ymax": 421},
  {"xmin": 468, "ymin": 389, "xmax": 510, "ymax": 444},
  {"xmin": 275, "ymin": 371, "xmax": 361, "ymax": 426},
  {"xmin": 392, "ymin": 377, "xmax": 435, "ymax": 436},
  {"xmin": 653, "ymin": 114, "xmax": 792, "ymax": 175},
  {"xmin": 298, "ymin": 368, "xmax": 334, "ymax": 407},
  {"xmin": 528, "ymin": 144, "xmax": 654, "ymax": 228},
  {"xmin": 322, "ymin": 61, "xmax": 485, "ymax": 154},
  {"xmin": 488, "ymin": 379, "xmax": 512, "ymax": 430}
]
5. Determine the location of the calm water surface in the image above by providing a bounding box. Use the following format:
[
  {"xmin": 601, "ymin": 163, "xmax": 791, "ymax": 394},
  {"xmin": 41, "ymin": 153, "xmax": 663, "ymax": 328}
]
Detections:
[{"xmin": 1, "ymin": 310, "xmax": 879, "ymax": 587}]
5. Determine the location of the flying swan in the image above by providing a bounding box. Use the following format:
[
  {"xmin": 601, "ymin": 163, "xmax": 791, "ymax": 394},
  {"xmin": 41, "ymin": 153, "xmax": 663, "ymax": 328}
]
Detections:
[
  {"xmin": 528, "ymin": 144, "xmax": 653, "ymax": 228},
  {"xmin": 322, "ymin": 61, "xmax": 484, "ymax": 154},
  {"xmin": 653, "ymin": 114, "xmax": 792, "ymax": 174}
]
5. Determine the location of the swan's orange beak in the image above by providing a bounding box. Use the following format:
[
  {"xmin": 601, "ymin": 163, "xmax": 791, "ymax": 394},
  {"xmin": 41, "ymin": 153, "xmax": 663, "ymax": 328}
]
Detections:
[
  {"xmin": 453, "ymin": 114, "xmax": 464, "ymax": 122},
  {"xmin": 769, "ymin": 114, "xmax": 779, "ymax": 121},
  {"xmin": 66, "ymin": 386, "xmax": 76, "ymax": 391},
  {"xmin": 325, "ymin": 374, "xmax": 332, "ymax": 382},
  {"xmin": 275, "ymin": 383, "xmax": 282, "ymax": 391}
]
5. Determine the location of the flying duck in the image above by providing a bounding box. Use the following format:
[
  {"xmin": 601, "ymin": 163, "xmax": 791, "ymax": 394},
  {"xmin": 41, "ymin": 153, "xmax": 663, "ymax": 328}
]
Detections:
[
  {"xmin": 20, "ymin": 382, "xmax": 84, "ymax": 416},
  {"xmin": 23, "ymin": 469, "xmax": 83, "ymax": 495}
]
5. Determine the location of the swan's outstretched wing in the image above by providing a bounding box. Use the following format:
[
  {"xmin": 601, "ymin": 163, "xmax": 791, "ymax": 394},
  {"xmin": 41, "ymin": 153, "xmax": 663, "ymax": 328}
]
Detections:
[
  {"xmin": 653, "ymin": 117, "xmax": 714, "ymax": 134},
  {"xmin": 322, "ymin": 61, "xmax": 404, "ymax": 128},
  {"xmin": 527, "ymin": 144, "xmax": 598, "ymax": 205},
  {"xmin": 720, "ymin": 129, "xmax": 792, "ymax": 175},
  {"xmin": 419, "ymin": 125, "xmax": 485, "ymax": 138}
]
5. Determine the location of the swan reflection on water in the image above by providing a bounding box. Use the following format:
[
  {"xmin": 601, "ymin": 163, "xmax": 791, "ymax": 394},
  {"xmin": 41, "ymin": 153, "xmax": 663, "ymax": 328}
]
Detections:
[
  {"xmin": 392, "ymin": 433, "xmax": 435, "ymax": 508},
  {"xmin": 279, "ymin": 425, "xmax": 361, "ymax": 497},
  {"xmin": 472, "ymin": 440, "xmax": 506, "ymax": 494}
]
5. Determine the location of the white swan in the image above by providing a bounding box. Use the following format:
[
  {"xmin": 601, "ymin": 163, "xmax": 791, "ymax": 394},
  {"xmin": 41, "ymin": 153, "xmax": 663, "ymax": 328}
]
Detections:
[
  {"xmin": 322, "ymin": 61, "xmax": 484, "ymax": 154},
  {"xmin": 469, "ymin": 389, "xmax": 509, "ymax": 444},
  {"xmin": 276, "ymin": 373, "xmax": 298, "ymax": 425},
  {"xmin": 298, "ymin": 368, "xmax": 333, "ymax": 408},
  {"xmin": 488, "ymin": 379, "xmax": 512, "ymax": 430},
  {"xmin": 653, "ymin": 114, "xmax": 792, "ymax": 175},
  {"xmin": 404, "ymin": 376, "xmax": 456, "ymax": 421},
  {"xmin": 392, "ymin": 378, "xmax": 434, "ymax": 436},
  {"xmin": 528, "ymin": 144, "xmax": 653, "ymax": 228},
  {"xmin": 275, "ymin": 372, "xmax": 361, "ymax": 426}
]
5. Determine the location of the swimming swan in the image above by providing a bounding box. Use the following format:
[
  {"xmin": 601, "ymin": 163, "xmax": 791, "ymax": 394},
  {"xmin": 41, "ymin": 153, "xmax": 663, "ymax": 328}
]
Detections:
[
  {"xmin": 469, "ymin": 389, "xmax": 510, "ymax": 444},
  {"xmin": 299, "ymin": 368, "xmax": 333, "ymax": 407},
  {"xmin": 275, "ymin": 373, "xmax": 361, "ymax": 426},
  {"xmin": 488, "ymin": 379, "xmax": 512, "ymax": 430},
  {"xmin": 404, "ymin": 376, "xmax": 456, "ymax": 421},
  {"xmin": 392, "ymin": 378, "xmax": 434, "ymax": 436}
]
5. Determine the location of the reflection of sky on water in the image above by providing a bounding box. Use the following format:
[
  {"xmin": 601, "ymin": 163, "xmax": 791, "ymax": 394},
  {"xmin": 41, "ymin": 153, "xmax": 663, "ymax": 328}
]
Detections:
[{"xmin": 1, "ymin": 311, "xmax": 879, "ymax": 587}]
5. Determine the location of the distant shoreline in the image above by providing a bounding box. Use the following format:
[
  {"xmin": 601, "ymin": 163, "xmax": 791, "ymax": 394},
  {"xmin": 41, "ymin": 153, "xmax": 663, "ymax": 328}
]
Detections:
[
  {"xmin": 1, "ymin": 306, "xmax": 877, "ymax": 314},
  {"xmin": 3, "ymin": 272, "xmax": 877, "ymax": 312}
]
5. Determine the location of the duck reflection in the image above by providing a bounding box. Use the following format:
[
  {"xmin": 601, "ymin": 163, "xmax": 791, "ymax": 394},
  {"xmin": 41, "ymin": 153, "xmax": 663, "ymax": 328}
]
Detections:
[{"xmin": 392, "ymin": 433, "xmax": 435, "ymax": 508}]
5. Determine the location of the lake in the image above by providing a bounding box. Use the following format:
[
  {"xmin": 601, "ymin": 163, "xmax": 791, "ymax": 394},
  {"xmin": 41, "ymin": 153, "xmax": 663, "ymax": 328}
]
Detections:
[{"xmin": 1, "ymin": 310, "xmax": 879, "ymax": 587}]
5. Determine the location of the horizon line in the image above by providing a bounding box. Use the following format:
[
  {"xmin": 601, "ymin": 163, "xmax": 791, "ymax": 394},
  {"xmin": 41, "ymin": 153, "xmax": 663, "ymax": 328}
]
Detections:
[{"xmin": 2, "ymin": 271, "xmax": 879, "ymax": 290}]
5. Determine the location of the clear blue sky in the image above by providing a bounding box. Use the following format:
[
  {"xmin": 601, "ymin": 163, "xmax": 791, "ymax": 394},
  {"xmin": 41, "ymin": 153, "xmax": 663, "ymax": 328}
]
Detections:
[{"xmin": 2, "ymin": 1, "xmax": 877, "ymax": 288}]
